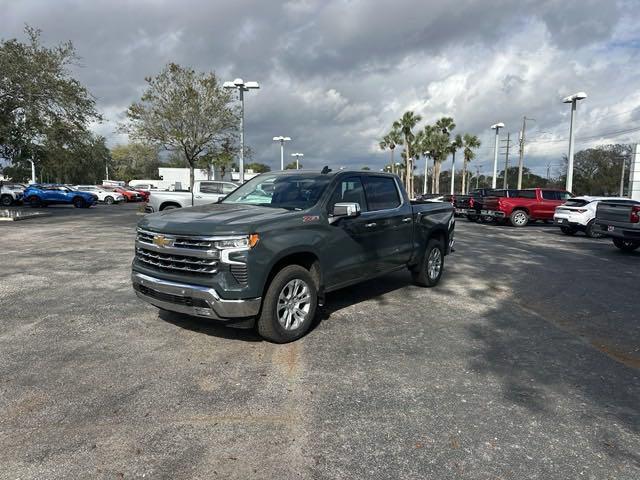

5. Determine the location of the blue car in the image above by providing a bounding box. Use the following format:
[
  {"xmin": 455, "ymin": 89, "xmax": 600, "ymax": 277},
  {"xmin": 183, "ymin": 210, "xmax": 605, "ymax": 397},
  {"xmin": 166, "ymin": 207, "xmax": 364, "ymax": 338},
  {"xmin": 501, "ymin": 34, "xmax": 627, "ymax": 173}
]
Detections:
[{"xmin": 23, "ymin": 184, "xmax": 98, "ymax": 208}]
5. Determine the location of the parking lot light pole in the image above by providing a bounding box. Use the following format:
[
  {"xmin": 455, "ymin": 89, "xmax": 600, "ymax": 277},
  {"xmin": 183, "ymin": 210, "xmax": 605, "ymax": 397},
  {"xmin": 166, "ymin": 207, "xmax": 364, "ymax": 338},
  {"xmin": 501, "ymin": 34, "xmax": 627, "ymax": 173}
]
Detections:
[
  {"xmin": 490, "ymin": 123, "xmax": 504, "ymax": 189},
  {"xmin": 272, "ymin": 136, "xmax": 291, "ymax": 170},
  {"xmin": 27, "ymin": 159, "xmax": 36, "ymax": 184},
  {"xmin": 224, "ymin": 78, "xmax": 260, "ymax": 183},
  {"xmin": 562, "ymin": 91, "xmax": 587, "ymax": 193},
  {"xmin": 619, "ymin": 150, "xmax": 629, "ymax": 197},
  {"xmin": 291, "ymin": 153, "xmax": 304, "ymax": 170}
]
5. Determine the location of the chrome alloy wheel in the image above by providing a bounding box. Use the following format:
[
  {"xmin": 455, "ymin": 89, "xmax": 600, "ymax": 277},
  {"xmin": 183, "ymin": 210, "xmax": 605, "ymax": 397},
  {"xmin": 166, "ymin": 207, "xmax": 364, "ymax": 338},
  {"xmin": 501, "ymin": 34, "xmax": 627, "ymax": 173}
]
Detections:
[
  {"xmin": 512, "ymin": 211, "xmax": 527, "ymax": 226},
  {"xmin": 277, "ymin": 279, "xmax": 311, "ymax": 331},
  {"xmin": 427, "ymin": 247, "xmax": 442, "ymax": 280}
]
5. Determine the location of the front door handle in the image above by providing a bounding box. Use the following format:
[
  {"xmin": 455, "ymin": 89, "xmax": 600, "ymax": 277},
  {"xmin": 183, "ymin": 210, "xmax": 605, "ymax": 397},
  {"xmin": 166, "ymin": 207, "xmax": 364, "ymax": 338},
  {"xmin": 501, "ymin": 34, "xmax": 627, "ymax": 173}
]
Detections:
[
  {"xmin": 402, "ymin": 217, "xmax": 412, "ymax": 223},
  {"xmin": 365, "ymin": 222, "xmax": 377, "ymax": 228},
  {"xmin": 195, "ymin": 195, "xmax": 202, "ymax": 198}
]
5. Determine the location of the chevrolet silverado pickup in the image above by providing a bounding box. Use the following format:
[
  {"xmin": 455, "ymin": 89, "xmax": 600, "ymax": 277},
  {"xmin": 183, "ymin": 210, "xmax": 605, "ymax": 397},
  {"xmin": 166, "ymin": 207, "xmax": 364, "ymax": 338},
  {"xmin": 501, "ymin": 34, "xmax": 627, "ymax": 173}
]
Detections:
[
  {"xmin": 132, "ymin": 169, "xmax": 455, "ymax": 343},
  {"xmin": 145, "ymin": 180, "xmax": 238, "ymax": 213},
  {"xmin": 481, "ymin": 188, "xmax": 573, "ymax": 227},
  {"xmin": 595, "ymin": 199, "xmax": 640, "ymax": 252}
]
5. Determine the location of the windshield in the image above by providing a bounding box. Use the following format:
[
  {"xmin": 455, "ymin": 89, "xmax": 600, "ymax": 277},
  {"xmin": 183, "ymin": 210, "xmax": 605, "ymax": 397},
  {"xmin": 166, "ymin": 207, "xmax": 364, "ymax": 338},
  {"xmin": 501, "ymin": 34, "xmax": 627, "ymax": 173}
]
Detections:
[{"xmin": 222, "ymin": 173, "xmax": 332, "ymax": 210}]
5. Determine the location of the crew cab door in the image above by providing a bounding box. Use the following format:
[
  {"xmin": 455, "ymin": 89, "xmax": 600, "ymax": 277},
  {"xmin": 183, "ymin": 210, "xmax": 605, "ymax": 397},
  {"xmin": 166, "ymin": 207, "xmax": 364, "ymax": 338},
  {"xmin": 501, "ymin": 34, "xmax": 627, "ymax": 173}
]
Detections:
[
  {"xmin": 195, "ymin": 181, "xmax": 225, "ymax": 205},
  {"xmin": 324, "ymin": 176, "xmax": 377, "ymax": 287},
  {"xmin": 361, "ymin": 175, "xmax": 413, "ymax": 272},
  {"xmin": 539, "ymin": 190, "xmax": 571, "ymax": 218}
]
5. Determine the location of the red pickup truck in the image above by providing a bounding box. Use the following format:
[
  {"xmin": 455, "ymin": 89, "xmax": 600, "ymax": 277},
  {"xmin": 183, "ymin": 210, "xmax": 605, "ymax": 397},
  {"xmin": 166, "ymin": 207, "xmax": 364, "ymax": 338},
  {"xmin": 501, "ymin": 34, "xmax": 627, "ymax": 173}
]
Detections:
[{"xmin": 481, "ymin": 188, "xmax": 573, "ymax": 227}]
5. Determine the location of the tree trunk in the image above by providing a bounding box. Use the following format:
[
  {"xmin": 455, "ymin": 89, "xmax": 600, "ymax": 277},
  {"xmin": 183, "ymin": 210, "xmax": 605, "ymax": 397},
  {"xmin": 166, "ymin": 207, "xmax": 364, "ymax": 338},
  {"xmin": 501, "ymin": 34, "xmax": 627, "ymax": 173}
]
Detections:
[
  {"xmin": 404, "ymin": 134, "xmax": 411, "ymax": 190},
  {"xmin": 461, "ymin": 159, "xmax": 467, "ymax": 194},
  {"xmin": 390, "ymin": 148, "xmax": 394, "ymax": 175},
  {"xmin": 435, "ymin": 161, "xmax": 441, "ymax": 194},
  {"xmin": 189, "ymin": 163, "xmax": 195, "ymax": 206}
]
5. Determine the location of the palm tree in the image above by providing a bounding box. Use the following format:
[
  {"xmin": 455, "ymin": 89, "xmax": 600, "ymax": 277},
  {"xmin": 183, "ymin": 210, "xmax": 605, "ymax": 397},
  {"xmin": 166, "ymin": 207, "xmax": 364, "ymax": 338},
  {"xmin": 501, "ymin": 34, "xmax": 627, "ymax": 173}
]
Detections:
[
  {"xmin": 449, "ymin": 134, "xmax": 463, "ymax": 194},
  {"xmin": 432, "ymin": 117, "xmax": 456, "ymax": 194},
  {"xmin": 461, "ymin": 133, "xmax": 481, "ymax": 194},
  {"xmin": 393, "ymin": 111, "xmax": 422, "ymax": 193}
]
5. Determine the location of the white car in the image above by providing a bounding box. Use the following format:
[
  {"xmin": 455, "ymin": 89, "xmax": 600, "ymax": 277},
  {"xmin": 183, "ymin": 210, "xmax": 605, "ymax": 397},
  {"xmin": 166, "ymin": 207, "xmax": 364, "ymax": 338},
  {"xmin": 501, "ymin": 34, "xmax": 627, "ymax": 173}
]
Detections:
[
  {"xmin": 74, "ymin": 185, "xmax": 125, "ymax": 205},
  {"xmin": 146, "ymin": 180, "xmax": 238, "ymax": 212},
  {"xmin": 553, "ymin": 196, "xmax": 628, "ymax": 238}
]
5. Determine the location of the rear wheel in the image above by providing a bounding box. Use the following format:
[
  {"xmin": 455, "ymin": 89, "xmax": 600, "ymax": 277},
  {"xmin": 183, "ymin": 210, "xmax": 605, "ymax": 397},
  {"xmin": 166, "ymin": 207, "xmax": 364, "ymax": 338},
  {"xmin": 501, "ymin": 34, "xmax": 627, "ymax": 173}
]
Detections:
[
  {"xmin": 585, "ymin": 220, "xmax": 604, "ymax": 238},
  {"xmin": 613, "ymin": 238, "xmax": 640, "ymax": 252},
  {"xmin": 160, "ymin": 203, "xmax": 180, "ymax": 211},
  {"xmin": 411, "ymin": 238, "xmax": 445, "ymax": 287},
  {"xmin": 27, "ymin": 195, "xmax": 42, "ymax": 207},
  {"xmin": 1, "ymin": 194, "xmax": 13, "ymax": 206},
  {"xmin": 510, "ymin": 210, "xmax": 529, "ymax": 227},
  {"xmin": 104, "ymin": 196, "xmax": 114, "ymax": 205},
  {"xmin": 257, "ymin": 265, "xmax": 318, "ymax": 343},
  {"xmin": 480, "ymin": 215, "xmax": 494, "ymax": 223},
  {"xmin": 73, "ymin": 197, "xmax": 86, "ymax": 208},
  {"xmin": 560, "ymin": 226, "xmax": 577, "ymax": 236}
]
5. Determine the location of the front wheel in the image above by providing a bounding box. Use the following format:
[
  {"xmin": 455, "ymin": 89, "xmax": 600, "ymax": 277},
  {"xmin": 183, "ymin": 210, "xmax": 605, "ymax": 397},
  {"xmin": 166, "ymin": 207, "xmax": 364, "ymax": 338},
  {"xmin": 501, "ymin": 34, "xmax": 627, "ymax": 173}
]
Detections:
[
  {"xmin": 1, "ymin": 195, "xmax": 13, "ymax": 206},
  {"xmin": 411, "ymin": 238, "xmax": 445, "ymax": 287},
  {"xmin": 73, "ymin": 197, "xmax": 86, "ymax": 208},
  {"xmin": 613, "ymin": 238, "xmax": 640, "ymax": 252},
  {"xmin": 257, "ymin": 265, "xmax": 318, "ymax": 343},
  {"xmin": 104, "ymin": 196, "xmax": 114, "ymax": 205},
  {"xmin": 510, "ymin": 210, "xmax": 529, "ymax": 227},
  {"xmin": 27, "ymin": 195, "xmax": 42, "ymax": 207}
]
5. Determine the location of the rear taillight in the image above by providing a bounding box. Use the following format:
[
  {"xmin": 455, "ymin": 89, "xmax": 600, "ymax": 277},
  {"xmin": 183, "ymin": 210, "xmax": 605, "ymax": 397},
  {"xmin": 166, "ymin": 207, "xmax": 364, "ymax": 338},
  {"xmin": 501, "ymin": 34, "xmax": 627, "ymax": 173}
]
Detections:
[
  {"xmin": 469, "ymin": 198, "xmax": 475, "ymax": 208},
  {"xmin": 631, "ymin": 205, "xmax": 640, "ymax": 223}
]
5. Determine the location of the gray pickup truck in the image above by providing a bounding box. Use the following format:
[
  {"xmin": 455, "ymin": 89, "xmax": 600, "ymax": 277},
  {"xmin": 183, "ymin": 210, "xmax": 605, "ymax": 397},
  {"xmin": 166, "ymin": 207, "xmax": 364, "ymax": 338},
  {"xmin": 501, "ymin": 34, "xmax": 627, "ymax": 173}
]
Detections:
[
  {"xmin": 132, "ymin": 169, "xmax": 455, "ymax": 342},
  {"xmin": 596, "ymin": 199, "xmax": 640, "ymax": 252}
]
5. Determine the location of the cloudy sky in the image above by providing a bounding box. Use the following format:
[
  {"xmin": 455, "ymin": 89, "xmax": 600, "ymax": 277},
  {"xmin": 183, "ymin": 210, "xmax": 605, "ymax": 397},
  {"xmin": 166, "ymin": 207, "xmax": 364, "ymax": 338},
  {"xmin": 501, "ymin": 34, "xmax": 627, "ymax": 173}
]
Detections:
[{"xmin": 3, "ymin": 0, "xmax": 640, "ymax": 177}]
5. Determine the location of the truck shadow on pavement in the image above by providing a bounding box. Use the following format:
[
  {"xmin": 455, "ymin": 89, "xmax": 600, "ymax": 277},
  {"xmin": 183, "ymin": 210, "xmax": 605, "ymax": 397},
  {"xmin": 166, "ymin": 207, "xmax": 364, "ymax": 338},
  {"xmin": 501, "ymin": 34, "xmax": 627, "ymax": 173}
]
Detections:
[{"xmin": 158, "ymin": 309, "xmax": 262, "ymax": 342}]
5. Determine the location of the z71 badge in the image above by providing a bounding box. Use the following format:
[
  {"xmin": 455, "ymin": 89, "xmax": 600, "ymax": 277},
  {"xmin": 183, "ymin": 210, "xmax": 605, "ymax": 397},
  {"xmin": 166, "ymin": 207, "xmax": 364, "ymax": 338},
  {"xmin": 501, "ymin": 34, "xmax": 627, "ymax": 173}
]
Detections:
[{"xmin": 303, "ymin": 215, "xmax": 320, "ymax": 223}]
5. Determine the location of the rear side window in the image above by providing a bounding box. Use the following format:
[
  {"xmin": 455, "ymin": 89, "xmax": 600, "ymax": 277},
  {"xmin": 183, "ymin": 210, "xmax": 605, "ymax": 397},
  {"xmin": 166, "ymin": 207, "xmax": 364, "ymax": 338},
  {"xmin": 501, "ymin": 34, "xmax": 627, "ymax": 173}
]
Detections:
[
  {"xmin": 199, "ymin": 182, "xmax": 222, "ymax": 194},
  {"xmin": 222, "ymin": 183, "xmax": 237, "ymax": 194},
  {"xmin": 363, "ymin": 176, "xmax": 401, "ymax": 211},
  {"xmin": 516, "ymin": 190, "xmax": 536, "ymax": 199}
]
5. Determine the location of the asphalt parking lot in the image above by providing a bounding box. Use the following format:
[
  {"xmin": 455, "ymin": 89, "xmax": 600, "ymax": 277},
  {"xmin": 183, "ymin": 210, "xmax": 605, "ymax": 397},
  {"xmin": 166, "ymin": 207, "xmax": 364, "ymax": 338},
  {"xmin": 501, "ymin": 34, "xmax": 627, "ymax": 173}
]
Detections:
[{"xmin": 1, "ymin": 204, "xmax": 639, "ymax": 479}]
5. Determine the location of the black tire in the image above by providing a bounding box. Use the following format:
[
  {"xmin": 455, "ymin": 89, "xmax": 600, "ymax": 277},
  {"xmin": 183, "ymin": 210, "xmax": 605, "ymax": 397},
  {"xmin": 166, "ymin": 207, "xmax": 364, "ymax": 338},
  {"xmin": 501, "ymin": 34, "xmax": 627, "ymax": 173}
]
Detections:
[
  {"xmin": 104, "ymin": 195, "xmax": 114, "ymax": 205},
  {"xmin": 510, "ymin": 209, "xmax": 529, "ymax": 227},
  {"xmin": 1, "ymin": 194, "xmax": 13, "ymax": 207},
  {"xmin": 256, "ymin": 265, "xmax": 318, "ymax": 343},
  {"xmin": 560, "ymin": 226, "xmax": 577, "ymax": 236},
  {"xmin": 27, "ymin": 195, "xmax": 42, "ymax": 207},
  {"xmin": 411, "ymin": 238, "xmax": 445, "ymax": 287},
  {"xmin": 160, "ymin": 204, "xmax": 180, "ymax": 211},
  {"xmin": 585, "ymin": 220, "xmax": 604, "ymax": 239},
  {"xmin": 73, "ymin": 197, "xmax": 85, "ymax": 208},
  {"xmin": 613, "ymin": 238, "xmax": 640, "ymax": 252},
  {"xmin": 480, "ymin": 215, "xmax": 494, "ymax": 224}
]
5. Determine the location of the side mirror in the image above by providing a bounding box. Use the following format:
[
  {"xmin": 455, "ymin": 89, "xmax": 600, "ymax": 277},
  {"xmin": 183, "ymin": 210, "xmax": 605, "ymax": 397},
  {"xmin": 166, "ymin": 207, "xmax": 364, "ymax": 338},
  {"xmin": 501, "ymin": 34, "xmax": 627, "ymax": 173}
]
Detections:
[{"xmin": 330, "ymin": 202, "xmax": 360, "ymax": 223}]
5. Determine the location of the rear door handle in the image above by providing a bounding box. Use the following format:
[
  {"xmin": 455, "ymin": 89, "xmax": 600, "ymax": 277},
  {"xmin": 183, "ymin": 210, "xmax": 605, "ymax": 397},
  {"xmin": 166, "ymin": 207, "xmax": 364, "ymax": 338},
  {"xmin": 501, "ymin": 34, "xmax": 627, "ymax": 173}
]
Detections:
[
  {"xmin": 365, "ymin": 222, "xmax": 377, "ymax": 228},
  {"xmin": 402, "ymin": 217, "xmax": 412, "ymax": 223}
]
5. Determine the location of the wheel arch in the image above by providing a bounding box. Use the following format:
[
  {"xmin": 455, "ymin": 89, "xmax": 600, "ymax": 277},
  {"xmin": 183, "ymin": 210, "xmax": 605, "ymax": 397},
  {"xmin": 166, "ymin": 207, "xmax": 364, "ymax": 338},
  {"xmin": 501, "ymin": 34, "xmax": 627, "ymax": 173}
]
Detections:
[
  {"xmin": 262, "ymin": 250, "xmax": 322, "ymax": 299},
  {"xmin": 159, "ymin": 201, "xmax": 182, "ymax": 211}
]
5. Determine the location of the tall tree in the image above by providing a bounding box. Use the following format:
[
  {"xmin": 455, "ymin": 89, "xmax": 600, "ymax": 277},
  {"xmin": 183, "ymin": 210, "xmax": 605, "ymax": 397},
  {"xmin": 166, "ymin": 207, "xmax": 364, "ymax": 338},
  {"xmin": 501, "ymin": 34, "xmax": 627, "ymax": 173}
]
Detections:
[
  {"xmin": 0, "ymin": 26, "xmax": 100, "ymax": 180},
  {"xmin": 461, "ymin": 133, "xmax": 481, "ymax": 194},
  {"xmin": 246, "ymin": 162, "xmax": 271, "ymax": 173},
  {"xmin": 111, "ymin": 142, "xmax": 160, "ymax": 182},
  {"xmin": 393, "ymin": 111, "xmax": 422, "ymax": 194},
  {"xmin": 285, "ymin": 161, "xmax": 302, "ymax": 170},
  {"xmin": 379, "ymin": 128, "xmax": 402, "ymax": 176},
  {"xmin": 120, "ymin": 63, "xmax": 238, "ymax": 203}
]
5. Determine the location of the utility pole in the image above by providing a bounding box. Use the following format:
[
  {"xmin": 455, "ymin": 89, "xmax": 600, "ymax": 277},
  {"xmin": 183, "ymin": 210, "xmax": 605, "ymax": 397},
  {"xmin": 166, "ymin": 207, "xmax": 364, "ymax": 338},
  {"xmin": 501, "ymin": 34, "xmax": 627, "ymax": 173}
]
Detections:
[
  {"xmin": 517, "ymin": 116, "xmax": 534, "ymax": 189},
  {"xmin": 490, "ymin": 123, "xmax": 504, "ymax": 189},
  {"xmin": 620, "ymin": 154, "xmax": 627, "ymax": 197},
  {"xmin": 501, "ymin": 133, "xmax": 512, "ymax": 189}
]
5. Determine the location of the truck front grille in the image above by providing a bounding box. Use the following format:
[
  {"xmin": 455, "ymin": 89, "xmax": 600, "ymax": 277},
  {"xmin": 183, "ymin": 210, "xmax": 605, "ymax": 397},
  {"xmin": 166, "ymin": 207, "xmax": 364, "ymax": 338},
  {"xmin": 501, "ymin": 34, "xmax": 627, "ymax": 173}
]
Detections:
[
  {"xmin": 136, "ymin": 248, "xmax": 218, "ymax": 274},
  {"xmin": 136, "ymin": 229, "xmax": 220, "ymax": 275}
]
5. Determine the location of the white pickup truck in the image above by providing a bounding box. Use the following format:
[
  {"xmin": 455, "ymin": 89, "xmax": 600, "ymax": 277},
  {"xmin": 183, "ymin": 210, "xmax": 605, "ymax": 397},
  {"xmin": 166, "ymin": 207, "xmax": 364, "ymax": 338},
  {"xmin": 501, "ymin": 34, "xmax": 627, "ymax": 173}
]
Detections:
[
  {"xmin": 1, "ymin": 183, "xmax": 25, "ymax": 206},
  {"xmin": 145, "ymin": 180, "xmax": 238, "ymax": 212}
]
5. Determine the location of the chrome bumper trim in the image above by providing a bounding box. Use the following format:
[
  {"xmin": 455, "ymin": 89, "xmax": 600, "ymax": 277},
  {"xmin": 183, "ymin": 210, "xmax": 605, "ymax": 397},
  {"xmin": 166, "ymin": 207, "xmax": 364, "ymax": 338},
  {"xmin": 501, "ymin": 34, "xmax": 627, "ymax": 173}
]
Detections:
[{"xmin": 131, "ymin": 271, "xmax": 261, "ymax": 319}]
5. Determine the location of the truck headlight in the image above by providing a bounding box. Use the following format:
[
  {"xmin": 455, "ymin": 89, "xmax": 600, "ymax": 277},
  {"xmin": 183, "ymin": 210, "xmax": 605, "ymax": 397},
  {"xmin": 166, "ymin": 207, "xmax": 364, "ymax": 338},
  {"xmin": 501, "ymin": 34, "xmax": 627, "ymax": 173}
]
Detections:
[{"xmin": 214, "ymin": 234, "xmax": 259, "ymax": 250}]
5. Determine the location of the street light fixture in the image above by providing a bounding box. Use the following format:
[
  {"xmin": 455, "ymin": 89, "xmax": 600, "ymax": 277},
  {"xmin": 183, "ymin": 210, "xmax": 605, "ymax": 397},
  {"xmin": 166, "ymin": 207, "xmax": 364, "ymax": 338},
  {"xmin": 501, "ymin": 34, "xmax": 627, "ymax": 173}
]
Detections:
[
  {"xmin": 490, "ymin": 123, "xmax": 505, "ymax": 189},
  {"xmin": 223, "ymin": 78, "xmax": 260, "ymax": 183},
  {"xmin": 562, "ymin": 91, "xmax": 587, "ymax": 193},
  {"xmin": 272, "ymin": 136, "xmax": 292, "ymax": 170},
  {"xmin": 291, "ymin": 153, "xmax": 304, "ymax": 170}
]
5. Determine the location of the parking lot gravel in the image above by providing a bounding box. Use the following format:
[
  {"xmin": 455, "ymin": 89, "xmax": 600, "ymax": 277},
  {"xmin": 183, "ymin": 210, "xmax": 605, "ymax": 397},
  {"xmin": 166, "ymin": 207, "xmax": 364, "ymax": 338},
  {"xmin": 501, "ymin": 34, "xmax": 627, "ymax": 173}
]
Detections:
[{"xmin": 1, "ymin": 204, "xmax": 639, "ymax": 479}]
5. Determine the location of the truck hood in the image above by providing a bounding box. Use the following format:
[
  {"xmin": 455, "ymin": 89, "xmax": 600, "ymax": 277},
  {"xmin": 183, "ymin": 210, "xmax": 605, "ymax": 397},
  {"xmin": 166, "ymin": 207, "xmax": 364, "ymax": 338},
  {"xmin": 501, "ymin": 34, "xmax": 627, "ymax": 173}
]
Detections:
[{"xmin": 138, "ymin": 202, "xmax": 300, "ymax": 235}]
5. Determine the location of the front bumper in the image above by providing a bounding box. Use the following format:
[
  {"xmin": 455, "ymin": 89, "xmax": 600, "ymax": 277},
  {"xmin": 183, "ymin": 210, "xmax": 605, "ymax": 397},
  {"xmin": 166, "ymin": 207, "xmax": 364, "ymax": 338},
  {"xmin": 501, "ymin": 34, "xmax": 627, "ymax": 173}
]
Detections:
[{"xmin": 132, "ymin": 271, "xmax": 261, "ymax": 320}]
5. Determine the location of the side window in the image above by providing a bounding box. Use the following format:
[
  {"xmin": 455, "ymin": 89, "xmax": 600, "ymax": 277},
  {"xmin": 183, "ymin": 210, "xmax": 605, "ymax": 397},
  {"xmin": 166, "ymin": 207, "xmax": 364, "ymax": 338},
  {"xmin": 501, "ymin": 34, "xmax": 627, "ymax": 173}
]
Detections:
[
  {"xmin": 222, "ymin": 183, "xmax": 237, "ymax": 194},
  {"xmin": 516, "ymin": 190, "xmax": 536, "ymax": 199},
  {"xmin": 363, "ymin": 176, "xmax": 401, "ymax": 211},
  {"xmin": 328, "ymin": 176, "xmax": 367, "ymax": 212},
  {"xmin": 199, "ymin": 182, "xmax": 221, "ymax": 194},
  {"xmin": 541, "ymin": 190, "xmax": 557, "ymax": 200}
]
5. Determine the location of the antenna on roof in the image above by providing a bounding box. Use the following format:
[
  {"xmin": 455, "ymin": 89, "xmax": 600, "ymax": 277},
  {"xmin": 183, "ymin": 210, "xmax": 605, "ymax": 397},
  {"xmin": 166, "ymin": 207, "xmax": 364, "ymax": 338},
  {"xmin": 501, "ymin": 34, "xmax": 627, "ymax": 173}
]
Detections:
[{"xmin": 321, "ymin": 166, "xmax": 332, "ymax": 174}]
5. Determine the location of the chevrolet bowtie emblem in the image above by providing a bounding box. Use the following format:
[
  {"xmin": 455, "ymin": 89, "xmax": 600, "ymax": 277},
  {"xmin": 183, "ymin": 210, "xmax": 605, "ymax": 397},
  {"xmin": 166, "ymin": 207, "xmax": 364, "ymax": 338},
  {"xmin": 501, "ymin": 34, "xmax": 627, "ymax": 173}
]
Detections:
[{"xmin": 153, "ymin": 235, "xmax": 173, "ymax": 248}]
